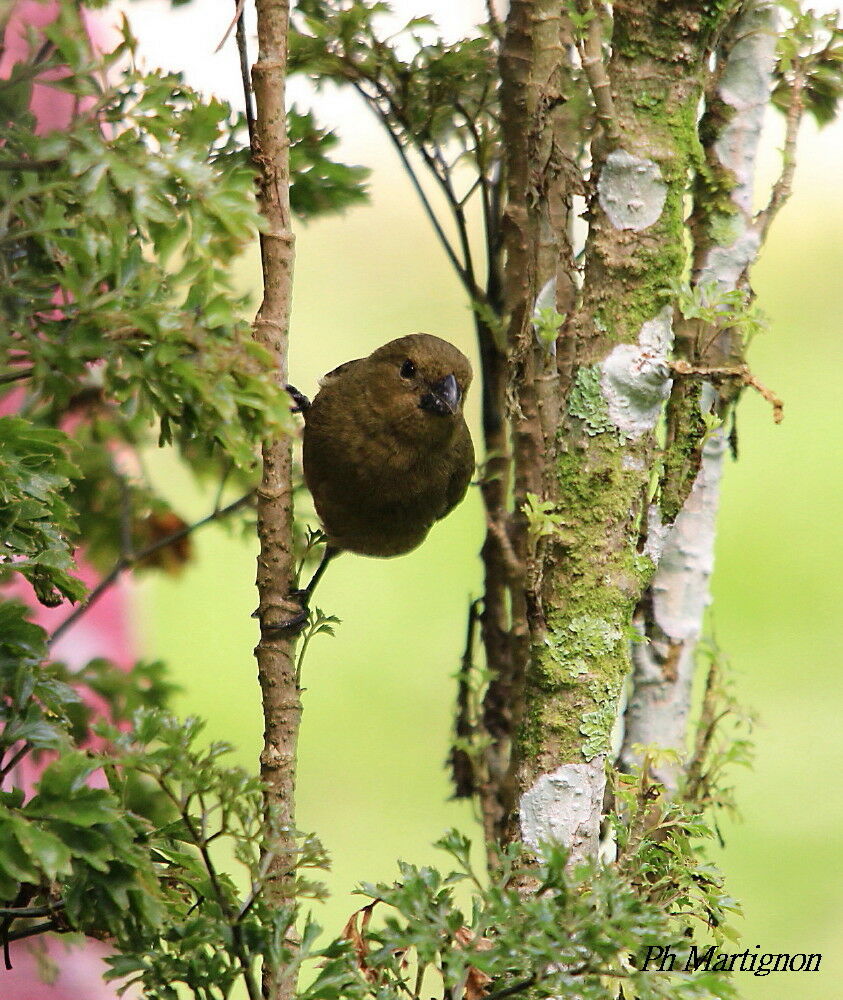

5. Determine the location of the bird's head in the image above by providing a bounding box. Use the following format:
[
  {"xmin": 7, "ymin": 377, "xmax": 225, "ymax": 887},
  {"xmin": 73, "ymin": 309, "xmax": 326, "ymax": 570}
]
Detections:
[{"xmin": 365, "ymin": 333, "xmax": 473, "ymax": 441}]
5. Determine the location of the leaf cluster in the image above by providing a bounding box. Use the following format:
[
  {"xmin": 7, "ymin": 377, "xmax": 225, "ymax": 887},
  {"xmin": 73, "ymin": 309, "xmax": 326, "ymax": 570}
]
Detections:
[
  {"xmin": 775, "ymin": 1, "xmax": 843, "ymax": 125},
  {"xmin": 0, "ymin": 19, "xmax": 287, "ymax": 469},
  {"xmin": 298, "ymin": 830, "xmax": 737, "ymax": 1000},
  {"xmin": 0, "ymin": 417, "xmax": 83, "ymax": 605}
]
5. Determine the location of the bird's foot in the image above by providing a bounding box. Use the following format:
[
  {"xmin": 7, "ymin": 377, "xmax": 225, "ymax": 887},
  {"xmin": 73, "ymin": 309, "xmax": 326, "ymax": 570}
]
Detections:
[
  {"xmin": 252, "ymin": 590, "xmax": 310, "ymax": 636},
  {"xmin": 285, "ymin": 384, "xmax": 311, "ymax": 414}
]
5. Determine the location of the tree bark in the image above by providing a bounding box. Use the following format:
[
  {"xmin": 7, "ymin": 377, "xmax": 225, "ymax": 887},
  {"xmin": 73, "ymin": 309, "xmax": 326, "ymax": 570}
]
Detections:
[
  {"xmin": 505, "ymin": 0, "xmax": 733, "ymax": 866},
  {"xmin": 249, "ymin": 2, "xmax": 299, "ymax": 998},
  {"xmin": 620, "ymin": 1, "xmax": 779, "ymax": 789},
  {"xmin": 481, "ymin": 0, "xmax": 577, "ymax": 854}
]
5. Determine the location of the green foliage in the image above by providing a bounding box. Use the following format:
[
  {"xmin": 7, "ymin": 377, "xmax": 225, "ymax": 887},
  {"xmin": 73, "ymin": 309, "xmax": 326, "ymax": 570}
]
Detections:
[
  {"xmin": 99, "ymin": 711, "xmax": 328, "ymax": 999},
  {"xmin": 291, "ymin": 1, "xmax": 499, "ymax": 153},
  {"xmin": 671, "ymin": 279, "xmax": 767, "ymax": 349},
  {"xmin": 775, "ymin": 1, "xmax": 843, "ymax": 125},
  {"xmin": 296, "ymin": 605, "xmax": 342, "ymax": 684},
  {"xmin": 289, "ymin": 107, "xmax": 370, "ymax": 218},
  {"xmin": 0, "ymin": 2, "xmax": 804, "ymax": 998},
  {"xmin": 0, "ymin": 589, "xmax": 747, "ymax": 1000},
  {"xmin": 0, "ymin": 18, "xmax": 286, "ymax": 471},
  {"xmin": 289, "ymin": 0, "xmax": 506, "ymax": 306},
  {"xmin": 296, "ymin": 829, "xmax": 738, "ymax": 1000},
  {"xmin": 0, "ymin": 417, "xmax": 83, "ymax": 605},
  {"xmin": 522, "ymin": 492, "xmax": 565, "ymax": 541}
]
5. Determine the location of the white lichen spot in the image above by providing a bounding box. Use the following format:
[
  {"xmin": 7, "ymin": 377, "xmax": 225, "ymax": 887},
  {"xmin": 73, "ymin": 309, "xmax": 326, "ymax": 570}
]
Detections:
[
  {"xmin": 698, "ymin": 227, "xmax": 761, "ymax": 289},
  {"xmin": 643, "ymin": 502, "xmax": 672, "ymax": 564},
  {"xmin": 520, "ymin": 762, "xmax": 605, "ymax": 854},
  {"xmin": 597, "ymin": 149, "xmax": 667, "ymax": 231},
  {"xmin": 600, "ymin": 306, "xmax": 673, "ymax": 436}
]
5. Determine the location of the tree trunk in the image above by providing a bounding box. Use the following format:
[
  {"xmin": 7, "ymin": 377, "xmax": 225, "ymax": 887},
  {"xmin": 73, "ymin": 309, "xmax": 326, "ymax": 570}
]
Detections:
[
  {"xmin": 494, "ymin": 0, "xmax": 738, "ymax": 866},
  {"xmin": 620, "ymin": 1, "xmax": 779, "ymax": 789}
]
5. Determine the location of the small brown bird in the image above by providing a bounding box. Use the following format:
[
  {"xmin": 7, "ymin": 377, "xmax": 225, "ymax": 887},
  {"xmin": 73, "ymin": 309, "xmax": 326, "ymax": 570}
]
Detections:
[{"xmin": 280, "ymin": 333, "xmax": 474, "ymax": 620}]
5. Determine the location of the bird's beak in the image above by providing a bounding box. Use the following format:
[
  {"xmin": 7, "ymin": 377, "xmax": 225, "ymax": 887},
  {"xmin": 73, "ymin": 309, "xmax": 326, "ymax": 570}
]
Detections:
[{"xmin": 420, "ymin": 373, "xmax": 461, "ymax": 416}]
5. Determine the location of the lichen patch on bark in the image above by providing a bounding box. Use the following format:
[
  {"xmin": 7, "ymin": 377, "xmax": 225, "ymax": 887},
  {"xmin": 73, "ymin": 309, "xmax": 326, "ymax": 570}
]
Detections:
[
  {"xmin": 519, "ymin": 760, "xmax": 606, "ymax": 863},
  {"xmin": 600, "ymin": 306, "xmax": 674, "ymax": 436},
  {"xmin": 597, "ymin": 149, "xmax": 667, "ymax": 231}
]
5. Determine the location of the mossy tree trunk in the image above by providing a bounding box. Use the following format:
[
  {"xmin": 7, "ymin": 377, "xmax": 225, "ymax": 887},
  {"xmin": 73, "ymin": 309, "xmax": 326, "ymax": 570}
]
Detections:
[
  {"xmin": 619, "ymin": 2, "xmax": 780, "ymax": 788},
  {"xmin": 490, "ymin": 0, "xmax": 744, "ymax": 866}
]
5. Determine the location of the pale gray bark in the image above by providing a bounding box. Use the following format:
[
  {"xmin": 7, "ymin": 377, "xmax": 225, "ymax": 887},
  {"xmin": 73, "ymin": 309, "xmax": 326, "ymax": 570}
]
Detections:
[{"xmin": 619, "ymin": 2, "xmax": 778, "ymax": 789}]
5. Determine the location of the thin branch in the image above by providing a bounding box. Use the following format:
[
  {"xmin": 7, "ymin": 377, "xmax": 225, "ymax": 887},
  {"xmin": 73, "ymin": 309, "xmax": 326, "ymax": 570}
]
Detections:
[
  {"xmin": 358, "ymin": 67, "xmax": 484, "ymax": 299},
  {"xmin": 234, "ymin": 0, "xmax": 256, "ymax": 145},
  {"xmin": 448, "ymin": 597, "xmax": 483, "ymax": 798},
  {"xmin": 49, "ymin": 491, "xmax": 254, "ymax": 646},
  {"xmin": 755, "ymin": 67, "xmax": 805, "ymax": 242},
  {"xmin": 0, "ymin": 742, "xmax": 32, "ymax": 781},
  {"xmin": 216, "ymin": 0, "xmax": 247, "ymax": 54},
  {"xmin": 351, "ymin": 81, "xmax": 474, "ymax": 294},
  {"xmin": 3, "ymin": 919, "xmax": 61, "ymax": 946},
  {"xmin": 454, "ymin": 101, "xmax": 494, "ymax": 235},
  {"xmin": 249, "ymin": 3, "xmax": 300, "ymax": 998},
  {"xmin": 575, "ymin": 0, "xmax": 620, "ymax": 145},
  {"xmin": 0, "ymin": 901, "xmax": 65, "ymax": 918},
  {"xmin": 484, "ymin": 976, "xmax": 538, "ymax": 1000},
  {"xmin": 670, "ymin": 360, "xmax": 783, "ymax": 423},
  {"xmin": 0, "ymin": 367, "xmax": 34, "ymax": 385},
  {"xmin": 486, "ymin": 0, "xmax": 503, "ymax": 41},
  {"xmin": 0, "ymin": 158, "xmax": 60, "ymax": 171},
  {"xmin": 159, "ymin": 780, "xmax": 261, "ymax": 1000}
]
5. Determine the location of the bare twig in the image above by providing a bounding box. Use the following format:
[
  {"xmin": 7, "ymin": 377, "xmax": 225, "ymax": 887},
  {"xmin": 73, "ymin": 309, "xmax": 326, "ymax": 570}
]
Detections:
[
  {"xmin": 0, "ymin": 901, "xmax": 65, "ymax": 918},
  {"xmin": 0, "ymin": 158, "xmax": 60, "ymax": 171},
  {"xmin": 49, "ymin": 491, "xmax": 254, "ymax": 646},
  {"xmin": 350, "ymin": 81, "xmax": 476, "ymax": 295},
  {"xmin": 575, "ymin": 0, "xmax": 620, "ymax": 145},
  {"xmin": 448, "ymin": 598, "xmax": 483, "ymax": 798},
  {"xmin": 670, "ymin": 360, "xmax": 783, "ymax": 423},
  {"xmin": 486, "ymin": 0, "xmax": 503, "ymax": 40},
  {"xmin": 233, "ymin": 0, "xmax": 256, "ymax": 144},
  {"xmin": 487, "ymin": 514, "xmax": 525, "ymax": 585},
  {"xmin": 216, "ymin": 0, "xmax": 247, "ymax": 54},
  {"xmin": 3, "ymin": 919, "xmax": 61, "ymax": 946},
  {"xmin": 683, "ymin": 654, "xmax": 721, "ymax": 802},
  {"xmin": 755, "ymin": 67, "xmax": 805, "ymax": 242},
  {"xmin": 0, "ymin": 742, "xmax": 32, "ymax": 781}
]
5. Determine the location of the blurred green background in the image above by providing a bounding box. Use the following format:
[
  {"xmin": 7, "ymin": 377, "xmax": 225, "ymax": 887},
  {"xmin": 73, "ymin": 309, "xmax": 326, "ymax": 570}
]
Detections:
[{"xmin": 126, "ymin": 2, "xmax": 843, "ymax": 997}]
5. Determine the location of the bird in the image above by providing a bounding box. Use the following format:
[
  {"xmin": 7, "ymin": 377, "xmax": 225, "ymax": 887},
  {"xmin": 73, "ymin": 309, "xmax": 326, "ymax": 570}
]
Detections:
[{"xmin": 272, "ymin": 333, "xmax": 474, "ymax": 630}]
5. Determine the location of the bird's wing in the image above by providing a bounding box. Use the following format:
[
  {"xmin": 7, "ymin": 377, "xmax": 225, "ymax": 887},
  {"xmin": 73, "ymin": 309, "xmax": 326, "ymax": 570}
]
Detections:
[
  {"xmin": 318, "ymin": 357, "xmax": 364, "ymax": 388},
  {"xmin": 439, "ymin": 428, "xmax": 475, "ymax": 520}
]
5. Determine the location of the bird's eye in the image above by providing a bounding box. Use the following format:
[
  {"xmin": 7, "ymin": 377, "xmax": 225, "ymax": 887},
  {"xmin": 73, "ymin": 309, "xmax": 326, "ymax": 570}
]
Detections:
[{"xmin": 400, "ymin": 359, "xmax": 416, "ymax": 379}]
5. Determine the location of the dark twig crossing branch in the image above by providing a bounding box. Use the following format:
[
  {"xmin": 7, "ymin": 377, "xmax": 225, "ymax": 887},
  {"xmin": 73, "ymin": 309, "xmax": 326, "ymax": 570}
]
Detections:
[{"xmin": 49, "ymin": 491, "xmax": 254, "ymax": 646}]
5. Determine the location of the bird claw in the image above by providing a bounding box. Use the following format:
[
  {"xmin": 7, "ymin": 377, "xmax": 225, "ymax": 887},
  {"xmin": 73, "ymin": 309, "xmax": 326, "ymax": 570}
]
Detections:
[
  {"xmin": 285, "ymin": 384, "xmax": 311, "ymax": 414},
  {"xmin": 254, "ymin": 590, "xmax": 310, "ymax": 636}
]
